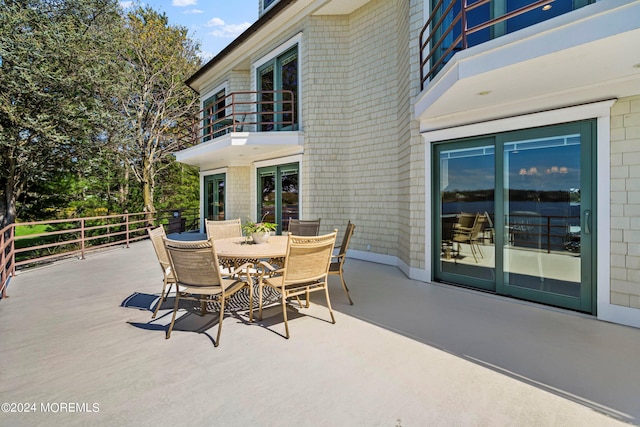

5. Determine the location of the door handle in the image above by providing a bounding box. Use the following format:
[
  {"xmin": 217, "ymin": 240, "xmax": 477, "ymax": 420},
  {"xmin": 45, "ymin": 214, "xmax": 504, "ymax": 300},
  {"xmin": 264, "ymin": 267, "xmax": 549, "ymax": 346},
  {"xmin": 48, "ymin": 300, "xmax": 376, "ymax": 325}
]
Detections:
[{"xmin": 584, "ymin": 210, "xmax": 592, "ymax": 234}]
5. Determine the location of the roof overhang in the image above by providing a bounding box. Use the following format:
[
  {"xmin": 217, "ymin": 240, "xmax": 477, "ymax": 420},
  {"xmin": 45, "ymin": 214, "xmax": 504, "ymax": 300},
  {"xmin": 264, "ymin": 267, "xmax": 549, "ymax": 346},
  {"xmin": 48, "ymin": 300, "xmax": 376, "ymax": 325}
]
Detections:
[
  {"xmin": 174, "ymin": 132, "xmax": 304, "ymax": 170},
  {"xmin": 185, "ymin": 0, "xmax": 375, "ymax": 93},
  {"xmin": 185, "ymin": 0, "xmax": 298, "ymax": 92},
  {"xmin": 415, "ymin": 0, "xmax": 640, "ymax": 131}
]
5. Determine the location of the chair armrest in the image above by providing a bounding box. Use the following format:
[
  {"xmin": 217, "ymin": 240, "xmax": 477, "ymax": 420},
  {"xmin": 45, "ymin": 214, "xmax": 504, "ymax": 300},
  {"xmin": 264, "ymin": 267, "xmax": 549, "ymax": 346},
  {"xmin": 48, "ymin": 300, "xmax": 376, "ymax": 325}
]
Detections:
[
  {"xmin": 257, "ymin": 261, "xmax": 283, "ymax": 280},
  {"xmin": 226, "ymin": 262, "xmax": 254, "ymax": 279},
  {"xmin": 331, "ymin": 253, "xmax": 345, "ymax": 261}
]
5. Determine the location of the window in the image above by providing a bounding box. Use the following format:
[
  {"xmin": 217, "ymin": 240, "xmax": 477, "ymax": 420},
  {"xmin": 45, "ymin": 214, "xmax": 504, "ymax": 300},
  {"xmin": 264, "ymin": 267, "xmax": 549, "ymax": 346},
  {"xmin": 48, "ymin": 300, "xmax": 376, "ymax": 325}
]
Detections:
[
  {"xmin": 262, "ymin": 0, "xmax": 278, "ymax": 12},
  {"xmin": 202, "ymin": 88, "xmax": 225, "ymax": 142},
  {"xmin": 257, "ymin": 46, "xmax": 298, "ymax": 132},
  {"xmin": 430, "ymin": 0, "xmax": 593, "ymax": 76}
]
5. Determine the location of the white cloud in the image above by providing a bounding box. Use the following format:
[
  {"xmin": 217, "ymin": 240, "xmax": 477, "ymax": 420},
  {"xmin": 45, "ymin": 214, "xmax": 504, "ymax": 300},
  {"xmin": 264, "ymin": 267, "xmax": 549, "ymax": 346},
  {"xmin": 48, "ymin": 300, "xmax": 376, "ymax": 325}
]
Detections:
[
  {"xmin": 205, "ymin": 17, "xmax": 225, "ymax": 27},
  {"xmin": 119, "ymin": 1, "xmax": 133, "ymax": 8},
  {"xmin": 206, "ymin": 19, "xmax": 251, "ymax": 38},
  {"xmin": 172, "ymin": 0, "xmax": 197, "ymax": 6},
  {"xmin": 183, "ymin": 8, "xmax": 203, "ymax": 14}
]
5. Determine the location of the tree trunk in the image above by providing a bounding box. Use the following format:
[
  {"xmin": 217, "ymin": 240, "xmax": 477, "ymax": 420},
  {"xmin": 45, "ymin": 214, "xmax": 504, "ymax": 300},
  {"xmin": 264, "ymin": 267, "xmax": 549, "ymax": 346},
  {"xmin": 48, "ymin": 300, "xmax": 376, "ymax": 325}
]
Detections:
[
  {"xmin": 119, "ymin": 166, "xmax": 129, "ymax": 209},
  {"xmin": 2, "ymin": 158, "xmax": 18, "ymax": 228},
  {"xmin": 142, "ymin": 159, "xmax": 155, "ymax": 224}
]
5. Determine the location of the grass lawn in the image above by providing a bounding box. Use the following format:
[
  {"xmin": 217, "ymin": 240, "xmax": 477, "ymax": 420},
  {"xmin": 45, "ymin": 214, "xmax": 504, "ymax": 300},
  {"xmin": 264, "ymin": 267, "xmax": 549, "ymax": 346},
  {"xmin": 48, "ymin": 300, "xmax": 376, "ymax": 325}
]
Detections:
[{"xmin": 14, "ymin": 224, "xmax": 51, "ymax": 237}]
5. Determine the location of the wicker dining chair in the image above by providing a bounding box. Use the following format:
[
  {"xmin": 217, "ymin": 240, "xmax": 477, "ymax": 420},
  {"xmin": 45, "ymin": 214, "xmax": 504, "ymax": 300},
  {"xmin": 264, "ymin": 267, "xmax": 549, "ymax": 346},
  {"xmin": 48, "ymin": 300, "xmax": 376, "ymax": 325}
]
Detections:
[
  {"xmin": 329, "ymin": 221, "xmax": 356, "ymax": 305},
  {"xmin": 257, "ymin": 230, "xmax": 338, "ymax": 339},
  {"xmin": 452, "ymin": 213, "xmax": 484, "ymax": 263},
  {"xmin": 147, "ymin": 226, "xmax": 177, "ymax": 319},
  {"xmin": 287, "ymin": 218, "xmax": 321, "ymax": 236},
  {"xmin": 205, "ymin": 218, "xmax": 242, "ymax": 240},
  {"xmin": 163, "ymin": 237, "xmax": 254, "ymax": 346}
]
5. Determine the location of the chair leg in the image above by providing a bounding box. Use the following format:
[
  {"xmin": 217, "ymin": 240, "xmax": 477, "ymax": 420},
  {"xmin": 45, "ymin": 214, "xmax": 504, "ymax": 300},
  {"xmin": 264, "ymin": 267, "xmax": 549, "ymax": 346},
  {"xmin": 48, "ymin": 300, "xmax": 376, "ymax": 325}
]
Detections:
[
  {"xmin": 247, "ymin": 282, "xmax": 254, "ymax": 323},
  {"xmin": 258, "ymin": 280, "xmax": 264, "ymax": 321},
  {"xmin": 339, "ymin": 270, "xmax": 354, "ymax": 305},
  {"xmin": 282, "ymin": 291, "xmax": 290, "ymax": 339},
  {"xmin": 470, "ymin": 241, "xmax": 479, "ymax": 263},
  {"xmin": 152, "ymin": 278, "xmax": 168, "ymax": 319},
  {"xmin": 324, "ymin": 284, "xmax": 336, "ymax": 324},
  {"xmin": 215, "ymin": 296, "xmax": 225, "ymax": 347},
  {"xmin": 166, "ymin": 290, "xmax": 181, "ymax": 339}
]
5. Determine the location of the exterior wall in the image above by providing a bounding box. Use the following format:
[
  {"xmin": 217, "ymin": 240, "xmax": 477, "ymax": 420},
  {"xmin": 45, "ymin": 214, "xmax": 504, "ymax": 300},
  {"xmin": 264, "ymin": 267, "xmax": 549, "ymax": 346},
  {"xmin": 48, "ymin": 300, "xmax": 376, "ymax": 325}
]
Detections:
[
  {"xmin": 191, "ymin": 0, "xmax": 426, "ymax": 273},
  {"xmin": 610, "ymin": 95, "xmax": 640, "ymax": 310},
  {"xmin": 301, "ymin": 14, "xmax": 350, "ymax": 233},
  {"xmin": 347, "ymin": 0, "xmax": 400, "ymax": 258},
  {"xmin": 237, "ymin": 0, "xmax": 425, "ymax": 269},
  {"xmin": 226, "ymin": 166, "xmax": 252, "ymax": 221},
  {"xmin": 401, "ymin": 0, "xmax": 427, "ymax": 273}
]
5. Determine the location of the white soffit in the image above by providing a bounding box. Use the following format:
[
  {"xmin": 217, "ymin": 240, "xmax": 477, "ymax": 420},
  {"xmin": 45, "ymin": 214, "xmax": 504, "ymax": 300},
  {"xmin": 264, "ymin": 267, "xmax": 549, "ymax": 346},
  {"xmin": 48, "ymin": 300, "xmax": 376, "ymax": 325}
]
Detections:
[
  {"xmin": 174, "ymin": 132, "xmax": 304, "ymax": 170},
  {"xmin": 312, "ymin": 0, "xmax": 372, "ymax": 15}
]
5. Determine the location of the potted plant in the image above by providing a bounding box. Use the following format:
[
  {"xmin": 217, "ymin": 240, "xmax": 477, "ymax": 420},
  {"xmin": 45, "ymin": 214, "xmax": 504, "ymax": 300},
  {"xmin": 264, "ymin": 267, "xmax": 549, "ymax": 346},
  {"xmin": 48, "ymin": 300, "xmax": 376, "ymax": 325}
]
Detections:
[{"xmin": 242, "ymin": 217, "xmax": 278, "ymax": 244}]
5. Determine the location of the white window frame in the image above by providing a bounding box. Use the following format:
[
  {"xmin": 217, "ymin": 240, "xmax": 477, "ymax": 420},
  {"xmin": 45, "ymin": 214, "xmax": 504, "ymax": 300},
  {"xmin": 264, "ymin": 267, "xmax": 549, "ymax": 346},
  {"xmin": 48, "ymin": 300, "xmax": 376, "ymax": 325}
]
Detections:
[{"xmin": 261, "ymin": 0, "xmax": 280, "ymax": 15}]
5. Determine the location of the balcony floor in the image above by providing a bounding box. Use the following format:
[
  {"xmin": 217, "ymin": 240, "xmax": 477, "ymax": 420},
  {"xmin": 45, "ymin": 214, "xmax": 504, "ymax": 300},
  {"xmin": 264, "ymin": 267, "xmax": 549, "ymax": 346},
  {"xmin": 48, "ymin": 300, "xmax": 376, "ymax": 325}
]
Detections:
[{"xmin": 1, "ymin": 237, "xmax": 639, "ymax": 426}]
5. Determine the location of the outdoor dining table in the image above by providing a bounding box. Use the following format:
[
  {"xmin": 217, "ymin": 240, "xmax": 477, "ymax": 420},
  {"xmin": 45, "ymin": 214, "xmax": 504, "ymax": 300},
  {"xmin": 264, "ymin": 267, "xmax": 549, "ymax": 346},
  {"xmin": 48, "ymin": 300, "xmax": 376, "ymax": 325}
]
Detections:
[
  {"xmin": 213, "ymin": 235, "xmax": 288, "ymax": 262},
  {"xmin": 213, "ymin": 235, "xmax": 289, "ymax": 320}
]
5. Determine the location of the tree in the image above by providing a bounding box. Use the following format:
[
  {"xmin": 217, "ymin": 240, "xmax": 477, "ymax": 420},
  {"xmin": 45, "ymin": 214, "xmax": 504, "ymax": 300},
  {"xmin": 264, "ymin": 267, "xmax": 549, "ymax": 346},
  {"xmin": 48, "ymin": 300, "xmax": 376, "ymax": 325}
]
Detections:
[
  {"xmin": 114, "ymin": 5, "xmax": 201, "ymax": 215},
  {"xmin": 0, "ymin": 0, "xmax": 122, "ymax": 227}
]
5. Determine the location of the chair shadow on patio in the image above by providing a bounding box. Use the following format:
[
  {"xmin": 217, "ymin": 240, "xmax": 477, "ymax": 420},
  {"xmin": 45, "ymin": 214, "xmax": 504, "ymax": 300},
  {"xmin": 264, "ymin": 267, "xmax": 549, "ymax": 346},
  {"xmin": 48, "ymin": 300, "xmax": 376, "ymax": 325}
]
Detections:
[{"xmin": 122, "ymin": 284, "xmax": 302, "ymax": 341}]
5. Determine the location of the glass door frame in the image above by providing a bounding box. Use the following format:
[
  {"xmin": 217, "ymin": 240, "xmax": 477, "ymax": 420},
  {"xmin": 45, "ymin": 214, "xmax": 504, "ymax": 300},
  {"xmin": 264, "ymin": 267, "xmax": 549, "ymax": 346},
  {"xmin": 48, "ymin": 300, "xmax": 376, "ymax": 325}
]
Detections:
[
  {"xmin": 203, "ymin": 173, "xmax": 225, "ymax": 222},
  {"xmin": 432, "ymin": 120, "xmax": 597, "ymax": 314},
  {"xmin": 256, "ymin": 162, "xmax": 299, "ymax": 234},
  {"xmin": 432, "ymin": 137, "xmax": 497, "ymax": 292},
  {"xmin": 497, "ymin": 121, "xmax": 596, "ymax": 312},
  {"xmin": 256, "ymin": 45, "xmax": 298, "ymax": 132}
]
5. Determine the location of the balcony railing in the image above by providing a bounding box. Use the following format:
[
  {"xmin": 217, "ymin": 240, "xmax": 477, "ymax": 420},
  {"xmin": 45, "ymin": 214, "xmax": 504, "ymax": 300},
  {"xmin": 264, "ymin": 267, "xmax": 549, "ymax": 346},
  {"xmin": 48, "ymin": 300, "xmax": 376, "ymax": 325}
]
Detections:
[
  {"xmin": 0, "ymin": 208, "xmax": 200, "ymax": 300},
  {"xmin": 185, "ymin": 90, "xmax": 296, "ymax": 145},
  {"xmin": 420, "ymin": 0, "xmax": 577, "ymax": 90}
]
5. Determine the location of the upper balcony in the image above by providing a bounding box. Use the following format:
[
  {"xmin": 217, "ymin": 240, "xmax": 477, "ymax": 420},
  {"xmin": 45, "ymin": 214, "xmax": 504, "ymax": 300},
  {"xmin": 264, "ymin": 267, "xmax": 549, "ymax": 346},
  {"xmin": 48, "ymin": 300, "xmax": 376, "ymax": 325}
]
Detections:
[
  {"xmin": 415, "ymin": 0, "xmax": 640, "ymax": 130},
  {"xmin": 176, "ymin": 90, "xmax": 303, "ymax": 170}
]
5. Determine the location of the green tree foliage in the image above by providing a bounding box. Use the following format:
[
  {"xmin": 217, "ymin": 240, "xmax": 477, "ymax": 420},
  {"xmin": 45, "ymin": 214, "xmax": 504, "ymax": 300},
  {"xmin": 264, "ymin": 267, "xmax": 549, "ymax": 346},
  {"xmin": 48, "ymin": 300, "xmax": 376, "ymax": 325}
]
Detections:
[
  {"xmin": 114, "ymin": 5, "xmax": 201, "ymax": 215},
  {"xmin": 0, "ymin": 0, "xmax": 122, "ymax": 227},
  {"xmin": 0, "ymin": 1, "xmax": 203, "ymax": 226},
  {"xmin": 155, "ymin": 162, "xmax": 199, "ymax": 212}
]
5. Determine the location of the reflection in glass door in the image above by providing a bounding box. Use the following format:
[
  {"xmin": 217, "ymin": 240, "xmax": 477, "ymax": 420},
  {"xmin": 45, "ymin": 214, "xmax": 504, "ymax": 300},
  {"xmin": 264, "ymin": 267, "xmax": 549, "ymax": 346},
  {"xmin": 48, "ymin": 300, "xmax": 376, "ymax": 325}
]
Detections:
[
  {"xmin": 433, "ymin": 121, "xmax": 595, "ymax": 313},
  {"xmin": 435, "ymin": 142, "xmax": 496, "ymax": 290},
  {"xmin": 501, "ymin": 127, "xmax": 593, "ymax": 311},
  {"xmin": 257, "ymin": 163, "xmax": 299, "ymax": 234},
  {"xmin": 204, "ymin": 174, "xmax": 225, "ymax": 221}
]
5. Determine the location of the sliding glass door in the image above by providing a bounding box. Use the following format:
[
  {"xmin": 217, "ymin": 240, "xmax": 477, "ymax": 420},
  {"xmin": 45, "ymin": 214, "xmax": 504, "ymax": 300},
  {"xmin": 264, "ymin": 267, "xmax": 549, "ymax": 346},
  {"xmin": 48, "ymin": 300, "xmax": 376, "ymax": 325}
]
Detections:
[
  {"xmin": 257, "ymin": 163, "xmax": 299, "ymax": 234},
  {"xmin": 434, "ymin": 139, "xmax": 496, "ymax": 290},
  {"xmin": 433, "ymin": 121, "xmax": 596, "ymax": 313},
  {"xmin": 204, "ymin": 173, "xmax": 225, "ymax": 221},
  {"xmin": 257, "ymin": 46, "xmax": 298, "ymax": 132}
]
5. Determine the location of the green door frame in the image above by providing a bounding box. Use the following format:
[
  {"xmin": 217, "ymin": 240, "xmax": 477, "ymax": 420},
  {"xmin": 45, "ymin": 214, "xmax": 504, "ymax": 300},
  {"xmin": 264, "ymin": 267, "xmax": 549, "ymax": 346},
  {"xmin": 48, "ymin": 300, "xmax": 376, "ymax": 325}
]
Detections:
[
  {"xmin": 257, "ymin": 162, "xmax": 299, "ymax": 234},
  {"xmin": 204, "ymin": 173, "xmax": 225, "ymax": 221},
  {"xmin": 433, "ymin": 120, "xmax": 596, "ymax": 313},
  {"xmin": 257, "ymin": 46, "xmax": 298, "ymax": 131}
]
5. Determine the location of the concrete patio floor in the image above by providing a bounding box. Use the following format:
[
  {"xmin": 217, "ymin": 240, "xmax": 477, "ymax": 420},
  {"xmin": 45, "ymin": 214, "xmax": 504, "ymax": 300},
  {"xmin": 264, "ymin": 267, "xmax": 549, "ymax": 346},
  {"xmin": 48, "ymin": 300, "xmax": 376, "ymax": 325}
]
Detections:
[{"xmin": 1, "ymin": 237, "xmax": 640, "ymax": 426}]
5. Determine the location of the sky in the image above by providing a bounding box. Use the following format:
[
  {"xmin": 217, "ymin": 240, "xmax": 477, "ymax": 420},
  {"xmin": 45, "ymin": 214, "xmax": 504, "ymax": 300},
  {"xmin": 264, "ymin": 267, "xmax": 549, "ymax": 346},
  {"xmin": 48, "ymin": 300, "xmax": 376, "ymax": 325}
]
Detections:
[{"xmin": 119, "ymin": 0, "xmax": 259, "ymax": 61}]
